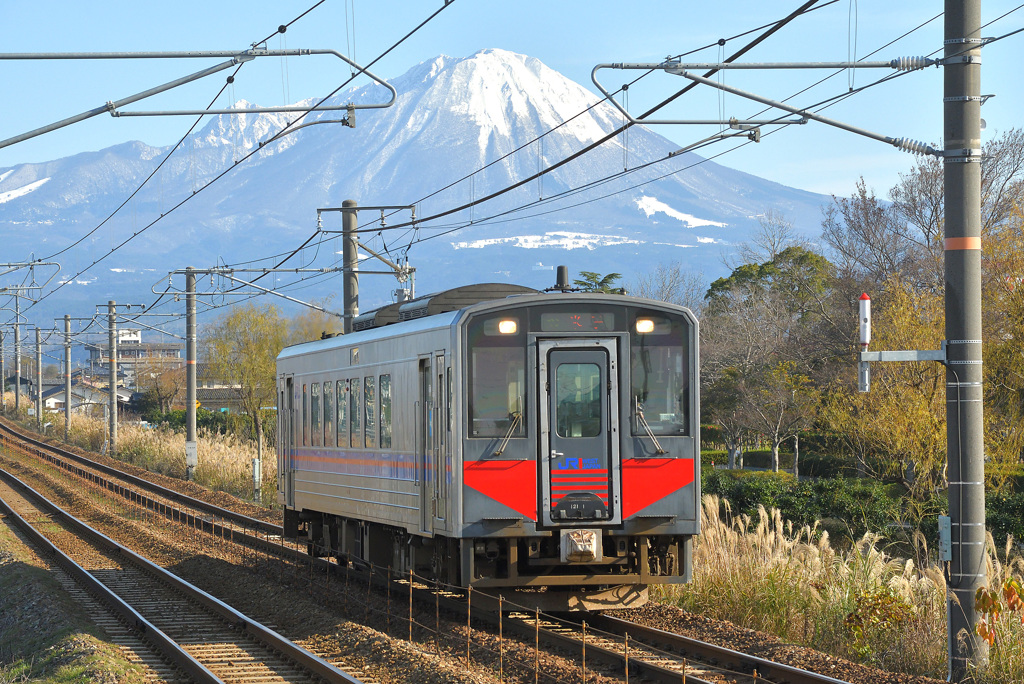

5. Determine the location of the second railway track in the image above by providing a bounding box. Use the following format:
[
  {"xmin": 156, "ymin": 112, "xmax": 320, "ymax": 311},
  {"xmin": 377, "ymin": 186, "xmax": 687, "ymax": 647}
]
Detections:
[{"xmin": 0, "ymin": 466, "xmax": 367, "ymax": 684}]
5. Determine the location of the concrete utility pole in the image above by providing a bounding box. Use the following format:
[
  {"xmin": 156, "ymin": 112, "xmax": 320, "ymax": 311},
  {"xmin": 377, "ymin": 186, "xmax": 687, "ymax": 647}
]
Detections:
[
  {"xmin": 14, "ymin": 295, "xmax": 20, "ymax": 412},
  {"xmin": 185, "ymin": 268, "xmax": 197, "ymax": 481},
  {"xmin": 1, "ymin": 330, "xmax": 5, "ymax": 411},
  {"xmin": 108, "ymin": 301, "xmax": 117, "ymax": 455},
  {"xmin": 343, "ymin": 199, "xmax": 359, "ymax": 334},
  {"xmin": 34, "ymin": 328, "xmax": 42, "ymax": 431},
  {"xmin": 318, "ymin": 200, "xmax": 417, "ymax": 332},
  {"xmin": 944, "ymin": 0, "xmax": 986, "ymax": 678},
  {"xmin": 64, "ymin": 315, "xmax": 71, "ymax": 441}
]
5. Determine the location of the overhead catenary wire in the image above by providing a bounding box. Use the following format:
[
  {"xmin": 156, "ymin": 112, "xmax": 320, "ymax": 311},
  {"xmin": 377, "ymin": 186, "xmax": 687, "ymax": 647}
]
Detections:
[
  {"xmin": 347, "ymin": 7, "xmax": 1023, "ymax": 244},
  {"xmin": 29, "ymin": 0, "xmax": 334, "ymax": 267},
  {"xmin": 19, "ymin": 1, "xmax": 457, "ymax": 319},
  {"xmin": 18, "ymin": 3, "xmax": 1024, "ymax": 338}
]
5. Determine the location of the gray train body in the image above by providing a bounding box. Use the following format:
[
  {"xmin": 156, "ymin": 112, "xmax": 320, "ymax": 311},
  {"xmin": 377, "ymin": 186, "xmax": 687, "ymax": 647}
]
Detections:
[{"xmin": 276, "ymin": 284, "xmax": 700, "ymax": 611}]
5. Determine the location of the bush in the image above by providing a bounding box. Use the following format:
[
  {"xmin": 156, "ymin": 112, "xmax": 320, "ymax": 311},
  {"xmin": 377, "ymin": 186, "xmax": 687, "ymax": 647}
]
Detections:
[
  {"xmin": 988, "ymin": 492, "xmax": 1024, "ymax": 547},
  {"xmin": 149, "ymin": 408, "xmax": 229, "ymax": 433},
  {"xmin": 798, "ymin": 449, "xmax": 858, "ymax": 478},
  {"xmin": 702, "ymin": 469, "xmax": 905, "ymax": 544}
]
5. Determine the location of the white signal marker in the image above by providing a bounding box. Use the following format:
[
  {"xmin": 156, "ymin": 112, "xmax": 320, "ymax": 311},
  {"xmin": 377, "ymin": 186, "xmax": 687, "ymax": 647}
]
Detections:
[{"xmin": 859, "ymin": 293, "xmax": 871, "ymax": 349}]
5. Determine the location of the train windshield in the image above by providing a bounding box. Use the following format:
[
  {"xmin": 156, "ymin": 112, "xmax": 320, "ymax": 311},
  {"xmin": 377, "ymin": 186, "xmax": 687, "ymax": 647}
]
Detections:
[
  {"xmin": 630, "ymin": 314, "xmax": 689, "ymax": 436},
  {"xmin": 467, "ymin": 315, "xmax": 526, "ymax": 438}
]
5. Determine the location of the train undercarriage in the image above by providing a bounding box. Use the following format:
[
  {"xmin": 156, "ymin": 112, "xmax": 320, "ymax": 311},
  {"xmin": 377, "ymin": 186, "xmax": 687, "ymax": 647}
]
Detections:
[{"xmin": 285, "ymin": 507, "xmax": 692, "ymax": 611}]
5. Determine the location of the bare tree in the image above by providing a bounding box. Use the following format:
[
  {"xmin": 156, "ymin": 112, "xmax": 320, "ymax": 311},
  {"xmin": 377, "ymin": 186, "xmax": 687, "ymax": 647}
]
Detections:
[
  {"xmin": 736, "ymin": 208, "xmax": 807, "ymax": 266},
  {"xmin": 631, "ymin": 262, "xmax": 706, "ymax": 315},
  {"xmin": 136, "ymin": 359, "xmax": 186, "ymax": 413},
  {"xmin": 822, "ymin": 128, "xmax": 1024, "ymax": 293},
  {"xmin": 738, "ymin": 361, "xmax": 819, "ymax": 472}
]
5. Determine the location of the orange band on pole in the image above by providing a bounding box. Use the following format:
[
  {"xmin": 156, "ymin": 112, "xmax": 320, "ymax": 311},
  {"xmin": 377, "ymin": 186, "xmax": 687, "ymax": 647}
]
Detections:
[{"xmin": 944, "ymin": 237, "xmax": 981, "ymax": 251}]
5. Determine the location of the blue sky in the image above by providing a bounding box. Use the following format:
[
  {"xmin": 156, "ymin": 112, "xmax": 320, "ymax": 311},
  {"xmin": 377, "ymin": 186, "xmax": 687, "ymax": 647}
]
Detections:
[{"xmin": 2, "ymin": 0, "xmax": 1022, "ymax": 199}]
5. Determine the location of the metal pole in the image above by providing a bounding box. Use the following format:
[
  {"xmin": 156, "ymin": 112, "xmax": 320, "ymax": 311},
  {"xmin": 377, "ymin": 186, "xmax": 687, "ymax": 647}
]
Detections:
[
  {"xmin": 185, "ymin": 267, "xmax": 197, "ymax": 481},
  {"xmin": 64, "ymin": 315, "xmax": 71, "ymax": 441},
  {"xmin": 108, "ymin": 300, "xmax": 117, "ymax": 455},
  {"xmin": 944, "ymin": 0, "xmax": 986, "ymax": 679},
  {"xmin": 35, "ymin": 328, "xmax": 42, "ymax": 431},
  {"xmin": 1, "ymin": 330, "xmax": 5, "ymax": 411},
  {"xmin": 343, "ymin": 199, "xmax": 359, "ymax": 334},
  {"xmin": 14, "ymin": 295, "xmax": 20, "ymax": 412}
]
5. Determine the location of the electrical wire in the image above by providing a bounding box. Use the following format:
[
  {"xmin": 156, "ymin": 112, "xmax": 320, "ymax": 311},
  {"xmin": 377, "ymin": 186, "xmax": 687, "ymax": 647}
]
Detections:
[
  {"xmin": 19, "ymin": 2, "xmax": 1024, "ymax": 338},
  {"xmin": 21, "ymin": 0, "xmax": 456, "ymax": 317}
]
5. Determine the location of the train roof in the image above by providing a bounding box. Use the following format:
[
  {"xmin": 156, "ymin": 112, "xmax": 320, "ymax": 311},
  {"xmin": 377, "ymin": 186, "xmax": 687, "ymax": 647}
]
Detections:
[
  {"xmin": 352, "ymin": 283, "xmax": 539, "ymax": 332},
  {"xmin": 279, "ymin": 283, "xmax": 698, "ymax": 362}
]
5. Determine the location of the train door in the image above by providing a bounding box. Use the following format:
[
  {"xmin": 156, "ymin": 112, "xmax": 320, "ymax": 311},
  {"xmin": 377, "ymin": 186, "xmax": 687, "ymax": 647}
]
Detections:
[
  {"xmin": 280, "ymin": 375, "xmax": 295, "ymax": 508},
  {"xmin": 538, "ymin": 339, "xmax": 621, "ymax": 527},
  {"xmin": 418, "ymin": 357, "xmax": 434, "ymax": 535},
  {"xmin": 434, "ymin": 352, "xmax": 448, "ymax": 528}
]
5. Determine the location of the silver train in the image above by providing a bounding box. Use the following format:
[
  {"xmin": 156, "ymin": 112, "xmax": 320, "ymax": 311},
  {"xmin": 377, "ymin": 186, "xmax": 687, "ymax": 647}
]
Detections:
[{"xmin": 276, "ymin": 275, "xmax": 700, "ymax": 610}]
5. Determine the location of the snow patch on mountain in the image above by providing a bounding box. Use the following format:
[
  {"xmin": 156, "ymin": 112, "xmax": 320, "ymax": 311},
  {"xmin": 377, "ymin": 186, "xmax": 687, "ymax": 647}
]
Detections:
[
  {"xmin": 0, "ymin": 177, "xmax": 49, "ymax": 204},
  {"xmin": 0, "ymin": 170, "xmax": 13, "ymax": 184},
  {"xmin": 193, "ymin": 100, "xmax": 308, "ymax": 154},
  {"xmin": 635, "ymin": 195, "xmax": 727, "ymax": 228},
  {"xmin": 452, "ymin": 231, "xmax": 640, "ymax": 250}
]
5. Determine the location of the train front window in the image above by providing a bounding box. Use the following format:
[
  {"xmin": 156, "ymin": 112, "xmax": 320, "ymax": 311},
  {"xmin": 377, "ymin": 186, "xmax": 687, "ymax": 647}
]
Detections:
[
  {"xmin": 630, "ymin": 315, "xmax": 689, "ymax": 436},
  {"xmin": 467, "ymin": 315, "xmax": 526, "ymax": 438},
  {"xmin": 555, "ymin": 363, "xmax": 602, "ymax": 438}
]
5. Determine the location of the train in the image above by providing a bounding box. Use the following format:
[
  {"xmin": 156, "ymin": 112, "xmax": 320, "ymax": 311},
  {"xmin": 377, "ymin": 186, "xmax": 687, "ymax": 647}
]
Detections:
[{"xmin": 276, "ymin": 269, "xmax": 700, "ymax": 611}]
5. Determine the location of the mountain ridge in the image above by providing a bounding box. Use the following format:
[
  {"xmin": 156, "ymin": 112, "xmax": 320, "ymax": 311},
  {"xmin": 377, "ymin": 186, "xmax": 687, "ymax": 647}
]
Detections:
[{"xmin": 0, "ymin": 48, "xmax": 828, "ymax": 320}]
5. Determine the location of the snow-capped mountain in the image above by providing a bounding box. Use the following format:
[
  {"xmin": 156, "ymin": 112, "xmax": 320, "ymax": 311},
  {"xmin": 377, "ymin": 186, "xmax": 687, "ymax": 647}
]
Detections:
[{"xmin": 0, "ymin": 48, "xmax": 828, "ymax": 319}]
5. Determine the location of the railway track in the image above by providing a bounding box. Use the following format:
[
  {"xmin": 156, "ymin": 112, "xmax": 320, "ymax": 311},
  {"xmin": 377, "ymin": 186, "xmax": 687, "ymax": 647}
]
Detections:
[
  {"xmin": 0, "ymin": 418, "xmax": 857, "ymax": 684},
  {"xmin": 0, "ymin": 465, "xmax": 368, "ymax": 684}
]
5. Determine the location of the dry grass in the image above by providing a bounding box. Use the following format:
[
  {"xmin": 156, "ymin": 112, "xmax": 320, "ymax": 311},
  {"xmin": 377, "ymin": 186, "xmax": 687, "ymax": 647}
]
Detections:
[
  {"xmin": 656, "ymin": 495, "xmax": 1024, "ymax": 681},
  {"xmin": 974, "ymin": 535, "xmax": 1024, "ymax": 683},
  {"xmin": 4, "ymin": 400, "xmax": 275, "ymax": 504}
]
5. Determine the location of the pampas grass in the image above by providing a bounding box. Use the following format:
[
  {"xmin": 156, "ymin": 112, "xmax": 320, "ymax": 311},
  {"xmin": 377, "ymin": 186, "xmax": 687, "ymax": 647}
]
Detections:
[{"xmin": 655, "ymin": 495, "xmax": 1023, "ymax": 680}]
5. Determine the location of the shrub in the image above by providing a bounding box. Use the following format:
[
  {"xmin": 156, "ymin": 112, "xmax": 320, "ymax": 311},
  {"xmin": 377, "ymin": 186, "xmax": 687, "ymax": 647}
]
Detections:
[
  {"xmin": 702, "ymin": 470, "xmax": 905, "ymax": 544},
  {"xmin": 988, "ymin": 492, "xmax": 1024, "ymax": 547}
]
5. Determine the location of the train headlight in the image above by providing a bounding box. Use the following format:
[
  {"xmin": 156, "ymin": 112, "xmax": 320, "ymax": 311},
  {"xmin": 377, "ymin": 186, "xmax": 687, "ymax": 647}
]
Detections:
[
  {"xmin": 635, "ymin": 318, "xmax": 655, "ymax": 334},
  {"xmin": 498, "ymin": 319, "xmax": 518, "ymax": 334}
]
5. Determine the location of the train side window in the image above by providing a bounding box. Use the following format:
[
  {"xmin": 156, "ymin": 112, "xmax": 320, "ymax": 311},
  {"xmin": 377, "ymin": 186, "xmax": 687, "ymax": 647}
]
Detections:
[
  {"xmin": 350, "ymin": 377, "xmax": 363, "ymax": 448},
  {"xmin": 337, "ymin": 379, "xmax": 349, "ymax": 448},
  {"xmin": 323, "ymin": 381, "xmax": 334, "ymax": 447},
  {"xmin": 302, "ymin": 384, "xmax": 308, "ymax": 446},
  {"xmin": 379, "ymin": 375, "xmax": 392, "ymax": 449},
  {"xmin": 630, "ymin": 315, "xmax": 690, "ymax": 436},
  {"xmin": 311, "ymin": 382, "xmax": 321, "ymax": 447},
  {"xmin": 364, "ymin": 375, "xmax": 377, "ymax": 449}
]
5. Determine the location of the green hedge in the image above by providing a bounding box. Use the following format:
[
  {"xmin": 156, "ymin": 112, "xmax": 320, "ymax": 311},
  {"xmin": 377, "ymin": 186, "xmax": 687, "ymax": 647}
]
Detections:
[
  {"xmin": 701, "ymin": 469, "xmax": 1024, "ymax": 550},
  {"xmin": 988, "ymin": 491, "xmax": 1024, "ymax": 545},
  {"xmin": 702, "ymin": 469, "xmax": 910, "ymax": 543}
]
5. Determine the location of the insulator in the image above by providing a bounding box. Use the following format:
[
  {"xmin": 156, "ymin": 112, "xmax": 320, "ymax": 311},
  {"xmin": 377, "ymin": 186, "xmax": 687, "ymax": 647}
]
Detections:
[
  {"xmin": 892, "ymin": 138, "xmax": 934, "ymax": 156},
  {"xmin": 889, "ymin": 56, "xmax": 932, "ymax": 71}
]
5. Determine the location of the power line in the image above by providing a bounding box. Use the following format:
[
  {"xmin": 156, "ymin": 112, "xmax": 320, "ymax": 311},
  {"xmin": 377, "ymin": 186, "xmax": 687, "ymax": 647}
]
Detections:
[{"xmin": 23, "ymin": 1, "xmax": 456, "ymax": 318}]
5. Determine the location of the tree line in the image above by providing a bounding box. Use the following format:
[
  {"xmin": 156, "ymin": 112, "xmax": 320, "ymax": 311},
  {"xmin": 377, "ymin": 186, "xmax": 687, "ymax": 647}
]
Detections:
[{"xmin": 634, "ymin": 128, "xmax": 1024, "ymax": 503}]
